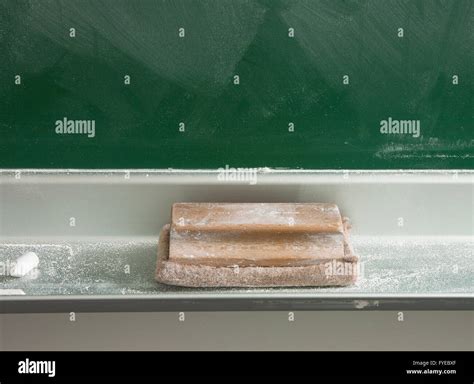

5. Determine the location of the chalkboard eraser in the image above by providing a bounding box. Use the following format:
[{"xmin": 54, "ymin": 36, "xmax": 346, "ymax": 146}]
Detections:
[{"xmin": 155, "ymin": 203, "xmax": 358, "ymax": 287}]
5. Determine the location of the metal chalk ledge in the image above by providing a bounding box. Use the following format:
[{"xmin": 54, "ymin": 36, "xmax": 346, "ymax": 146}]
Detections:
[{"xmin": 0, "ymin": 170, "xmax": 472, "ymax": 312}]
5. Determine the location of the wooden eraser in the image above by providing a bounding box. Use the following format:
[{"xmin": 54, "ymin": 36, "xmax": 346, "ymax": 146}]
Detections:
[
  {"xmin": 156, "ymin": 203, "xmax": 358, "ymax": 287},
  {"xmin": 172, "ymin": 203, "xmax": 344, "ymax": 233},
  {"xmin": 170, "ymin": 203, "xmax": 346, "ymax": 267}
]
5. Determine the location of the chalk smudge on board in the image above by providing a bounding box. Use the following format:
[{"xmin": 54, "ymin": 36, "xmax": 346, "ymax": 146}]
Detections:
[{"xmin": 26, "ymin": 0, "xmax": 267, "ymax": 92}]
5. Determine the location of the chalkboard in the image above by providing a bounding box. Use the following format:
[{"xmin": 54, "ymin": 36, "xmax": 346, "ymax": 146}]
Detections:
[{"xmin": 0, "ymin": 0, "xmax": 472, "ymax": 169}]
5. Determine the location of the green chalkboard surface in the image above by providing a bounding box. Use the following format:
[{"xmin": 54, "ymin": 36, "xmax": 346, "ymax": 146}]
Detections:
[{"xmin": 0, "ymin": 0, "xmax": 472, "ymax": 169}]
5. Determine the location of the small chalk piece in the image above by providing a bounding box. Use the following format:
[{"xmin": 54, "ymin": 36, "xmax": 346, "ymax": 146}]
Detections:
[
  {"xmin": 0, "ymin": 289, "xmax": 26, "ymax": 295},
  {"xmin": 9, "ymin": 251, "xmax": 39, "ymax": 277}
]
